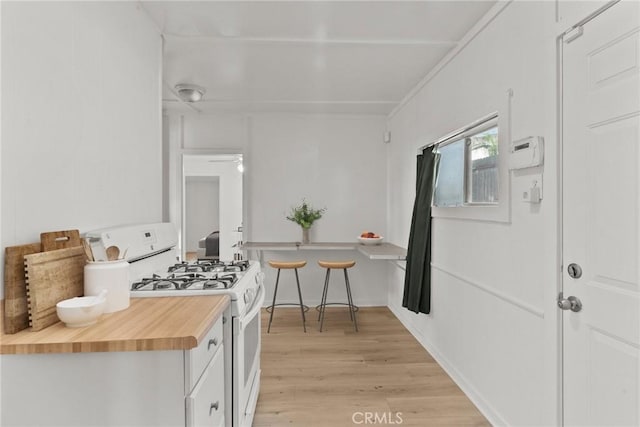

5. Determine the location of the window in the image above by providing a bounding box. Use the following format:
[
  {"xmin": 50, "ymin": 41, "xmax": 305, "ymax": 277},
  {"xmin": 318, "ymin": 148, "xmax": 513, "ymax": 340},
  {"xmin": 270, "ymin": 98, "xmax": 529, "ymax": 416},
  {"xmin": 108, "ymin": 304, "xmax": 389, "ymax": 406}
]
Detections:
[
  {"xmin": 433, "ymin": 139, "xmax": 465, "ymax": 206},
  {"xmin": 434, "ymin": 115, "xmax": 499, "ymax": 207}
]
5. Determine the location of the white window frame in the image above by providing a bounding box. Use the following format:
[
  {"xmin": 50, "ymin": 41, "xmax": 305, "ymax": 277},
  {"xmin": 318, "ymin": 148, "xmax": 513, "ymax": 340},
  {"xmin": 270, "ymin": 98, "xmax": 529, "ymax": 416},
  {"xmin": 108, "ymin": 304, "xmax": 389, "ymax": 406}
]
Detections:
[{"xmin": 429, "ymin": 112, "xmax": 511, "ymax": 223}]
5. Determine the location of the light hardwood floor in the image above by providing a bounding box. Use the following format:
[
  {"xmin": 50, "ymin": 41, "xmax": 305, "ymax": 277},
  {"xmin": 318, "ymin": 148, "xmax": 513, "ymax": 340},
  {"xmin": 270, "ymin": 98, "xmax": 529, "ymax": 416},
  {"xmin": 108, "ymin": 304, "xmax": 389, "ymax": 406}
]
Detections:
[{"xmin": 253, "ymin": 307, "xmax": 490, "ymax": 426}]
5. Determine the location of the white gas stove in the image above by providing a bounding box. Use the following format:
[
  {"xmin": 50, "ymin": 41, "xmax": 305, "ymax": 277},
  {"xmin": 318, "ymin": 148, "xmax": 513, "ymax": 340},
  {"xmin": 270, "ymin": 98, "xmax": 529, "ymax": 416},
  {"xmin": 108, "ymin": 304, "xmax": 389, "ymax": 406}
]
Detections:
[
  {"xmin": 130, "ymin": 258, "xmax": 262, "ymax": 318},
  {"xmin": 85, "ymin": 223, "xmax": 264, "ymax": 427},
  {"xmin": 86, "ymin": 224, "xmax": 263, "ymax": 316}
]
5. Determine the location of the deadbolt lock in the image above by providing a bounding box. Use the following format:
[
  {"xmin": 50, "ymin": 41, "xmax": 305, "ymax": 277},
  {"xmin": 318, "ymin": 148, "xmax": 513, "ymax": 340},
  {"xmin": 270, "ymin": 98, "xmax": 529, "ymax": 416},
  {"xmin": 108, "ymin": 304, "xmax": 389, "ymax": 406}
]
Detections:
[{"xmin": 567, "ymin": 263, "xmax": 582, "ymax": 279}]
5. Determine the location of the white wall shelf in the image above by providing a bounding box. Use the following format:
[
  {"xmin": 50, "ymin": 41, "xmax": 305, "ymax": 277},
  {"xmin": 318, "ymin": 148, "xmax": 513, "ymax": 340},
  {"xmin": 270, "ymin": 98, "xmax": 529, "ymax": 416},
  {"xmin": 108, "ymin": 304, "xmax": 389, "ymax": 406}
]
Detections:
[{"xmin": 240, "ymin": 241, "xmax": 406, "ymax": 263}]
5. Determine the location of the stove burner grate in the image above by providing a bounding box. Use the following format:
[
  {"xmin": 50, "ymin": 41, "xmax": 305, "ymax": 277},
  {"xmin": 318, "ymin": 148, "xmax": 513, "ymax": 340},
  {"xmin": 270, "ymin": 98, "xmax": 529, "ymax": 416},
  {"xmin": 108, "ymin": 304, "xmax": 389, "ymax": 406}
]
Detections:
[
  {"xmin": 168, "ymin": 259, "xmax": 250, "ymax": 274},
  {"xmin": 132, "ymin": 274, "xmax": 191, "ymax": 291},
  {"xmin": 182, "ymin": 279, "xmax": 225, "ymax": 290},
  {"xmin": 182, "ymin": 273, "xmax": 238, "ymax": 290},
  {"xmin": 132, "ymin": 271, "xmax": 239, "ymax": 291}
]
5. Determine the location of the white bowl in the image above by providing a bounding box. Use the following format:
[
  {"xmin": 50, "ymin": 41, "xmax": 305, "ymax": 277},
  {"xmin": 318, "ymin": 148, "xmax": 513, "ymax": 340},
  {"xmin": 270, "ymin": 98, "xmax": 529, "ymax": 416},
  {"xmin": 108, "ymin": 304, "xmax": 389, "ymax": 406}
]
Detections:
[
  {"xmin": 56, "ymin": 294, "xmax": 106, "ymax": 328},
  {"xmin": 357, "ymin": 236, "xmax": 384, "ymax": 245}
]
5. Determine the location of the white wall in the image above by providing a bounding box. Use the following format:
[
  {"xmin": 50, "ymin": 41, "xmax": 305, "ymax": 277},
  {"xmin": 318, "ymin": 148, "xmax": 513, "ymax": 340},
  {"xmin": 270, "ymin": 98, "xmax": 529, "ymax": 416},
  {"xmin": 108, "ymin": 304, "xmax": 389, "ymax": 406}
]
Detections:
[
  {"xmin": 386, "ymin": 2, "xmax": 562, "ymax": 426},
  {"xmin": 1, "ymin": 1, "xmax": 162, "ymax": 301},
  {"xmin": 248, "ymin": 114, "xmax": 388, "ymax": 306},
  {"xmin": 248, "ymin": 114, "xmax": 387, "ymax": 243},
  {"xmin": 166, "ymin": 112, "xmax": 389, "ymax": 305},
  {"xmin": 185, "ymin": 176, "xmax": 220, "ymax": 252}
]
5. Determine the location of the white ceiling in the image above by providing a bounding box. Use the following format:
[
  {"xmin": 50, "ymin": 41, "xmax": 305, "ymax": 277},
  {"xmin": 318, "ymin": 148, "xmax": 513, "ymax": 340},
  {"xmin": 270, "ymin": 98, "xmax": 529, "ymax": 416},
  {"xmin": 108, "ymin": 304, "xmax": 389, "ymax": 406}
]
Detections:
[{"xmin": 141, "ymin": 1, "xmax": 497, "ymax": 115}]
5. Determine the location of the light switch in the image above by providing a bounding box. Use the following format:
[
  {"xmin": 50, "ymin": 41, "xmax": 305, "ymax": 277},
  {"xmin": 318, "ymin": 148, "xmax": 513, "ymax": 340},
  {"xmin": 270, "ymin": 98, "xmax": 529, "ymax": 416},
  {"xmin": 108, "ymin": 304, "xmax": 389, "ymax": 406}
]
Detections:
[{"xmin": 522, "ymin": 177, "xmax": 542, "ymax": 203}]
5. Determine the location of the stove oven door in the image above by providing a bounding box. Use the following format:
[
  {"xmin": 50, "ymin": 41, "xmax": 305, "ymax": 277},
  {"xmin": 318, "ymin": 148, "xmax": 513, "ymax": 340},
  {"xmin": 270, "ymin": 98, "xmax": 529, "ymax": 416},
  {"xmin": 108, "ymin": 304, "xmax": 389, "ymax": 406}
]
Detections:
[{"xmin": 232, "ymin": 278, "xmax": 265, "ymax": 427}]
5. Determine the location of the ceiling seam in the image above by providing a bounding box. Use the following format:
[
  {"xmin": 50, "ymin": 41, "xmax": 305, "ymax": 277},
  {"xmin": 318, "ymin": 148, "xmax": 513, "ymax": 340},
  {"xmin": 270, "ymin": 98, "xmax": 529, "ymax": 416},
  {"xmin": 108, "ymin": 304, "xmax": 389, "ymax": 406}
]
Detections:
[{"xmin": 162, "ymin": 34, "xmax": 459, "ymax": 47}]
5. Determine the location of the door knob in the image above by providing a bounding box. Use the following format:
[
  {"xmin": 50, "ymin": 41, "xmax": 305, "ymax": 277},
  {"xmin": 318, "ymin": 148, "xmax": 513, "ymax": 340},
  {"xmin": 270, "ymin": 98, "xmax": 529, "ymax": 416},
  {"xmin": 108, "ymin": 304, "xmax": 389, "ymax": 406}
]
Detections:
[{"xmin": 557, "ymin": 293, "xmax": 582, "ymax": 312}]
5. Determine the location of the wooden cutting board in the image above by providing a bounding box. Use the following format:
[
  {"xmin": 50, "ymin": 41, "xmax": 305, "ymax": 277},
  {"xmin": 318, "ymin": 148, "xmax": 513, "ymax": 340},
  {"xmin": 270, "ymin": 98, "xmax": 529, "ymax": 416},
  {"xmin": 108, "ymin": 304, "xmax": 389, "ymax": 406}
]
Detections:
[
  {"xmin": 24, "ymin": 246, "xmax": 85, "ymax": 331},
  {"xmin": 3, "ymin": 243, "xmax": 42, "ymax": 334},
  {"xmin": 40, "ymin": 230, "xmax": 81, "ymax": 252}
]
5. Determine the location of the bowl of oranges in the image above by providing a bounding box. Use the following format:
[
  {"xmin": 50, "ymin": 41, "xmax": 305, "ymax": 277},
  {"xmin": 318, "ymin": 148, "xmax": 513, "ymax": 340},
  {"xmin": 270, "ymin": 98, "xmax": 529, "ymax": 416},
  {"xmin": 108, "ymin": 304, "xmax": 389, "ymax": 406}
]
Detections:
[{"xmin": 358, "ymin": 231, "xmax": 384, "ymax": 245}]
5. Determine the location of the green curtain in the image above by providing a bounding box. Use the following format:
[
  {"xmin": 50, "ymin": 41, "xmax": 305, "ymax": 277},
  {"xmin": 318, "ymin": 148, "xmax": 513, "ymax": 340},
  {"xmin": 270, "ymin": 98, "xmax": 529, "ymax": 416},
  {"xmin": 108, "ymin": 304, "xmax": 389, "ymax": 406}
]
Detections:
[{"xmin": 403, "ymin": 145, "xmax": 439, "ymax": 314}]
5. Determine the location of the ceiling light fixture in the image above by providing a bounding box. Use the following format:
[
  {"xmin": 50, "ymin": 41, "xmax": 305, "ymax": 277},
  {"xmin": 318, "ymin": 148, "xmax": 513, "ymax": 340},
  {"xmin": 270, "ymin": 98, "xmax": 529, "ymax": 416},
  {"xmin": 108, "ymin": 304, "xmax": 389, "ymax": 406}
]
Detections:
[{"xmin": 175, "ymin": 84, "xmax": 206, "ymax": 103}]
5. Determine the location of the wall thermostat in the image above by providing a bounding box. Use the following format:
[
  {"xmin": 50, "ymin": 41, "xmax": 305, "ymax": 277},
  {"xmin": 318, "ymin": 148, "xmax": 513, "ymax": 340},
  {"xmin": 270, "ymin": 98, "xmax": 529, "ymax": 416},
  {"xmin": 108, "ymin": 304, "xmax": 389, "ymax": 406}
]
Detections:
[{"xmin": 509, "ymin": 136, "xmax": 544, "ymax": 170}]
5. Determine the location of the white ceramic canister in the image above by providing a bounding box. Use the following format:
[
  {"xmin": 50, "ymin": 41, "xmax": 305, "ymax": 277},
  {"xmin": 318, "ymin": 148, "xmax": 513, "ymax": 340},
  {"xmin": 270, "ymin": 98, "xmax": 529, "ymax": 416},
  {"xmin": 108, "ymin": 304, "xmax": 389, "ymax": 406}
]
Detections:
[{"xmin": 84, "ymin": 260, "xmax": 130, "ymax": 313}]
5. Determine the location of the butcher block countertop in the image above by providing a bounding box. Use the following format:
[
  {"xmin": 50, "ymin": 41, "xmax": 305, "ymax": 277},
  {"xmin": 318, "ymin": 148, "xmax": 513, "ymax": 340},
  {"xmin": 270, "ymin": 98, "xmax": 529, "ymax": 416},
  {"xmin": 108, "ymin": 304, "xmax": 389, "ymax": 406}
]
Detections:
[{"xmin": 0, "ymin": 295, "xmax": 230, "ymax": 355}]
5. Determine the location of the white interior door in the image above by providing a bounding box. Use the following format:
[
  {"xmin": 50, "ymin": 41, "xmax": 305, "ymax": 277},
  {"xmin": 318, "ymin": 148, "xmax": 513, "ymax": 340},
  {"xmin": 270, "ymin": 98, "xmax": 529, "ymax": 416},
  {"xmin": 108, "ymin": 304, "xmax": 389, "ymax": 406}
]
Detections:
[{"xmin": 562, "ymin": 1, "xmax": 640, "ymax": 426}]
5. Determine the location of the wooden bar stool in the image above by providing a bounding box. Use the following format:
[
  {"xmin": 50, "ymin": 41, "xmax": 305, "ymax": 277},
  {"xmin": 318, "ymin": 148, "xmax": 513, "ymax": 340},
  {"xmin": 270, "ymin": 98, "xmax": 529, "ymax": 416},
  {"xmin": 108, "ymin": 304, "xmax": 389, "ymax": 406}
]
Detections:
[
  {"xmin": 267, "ymin": 260, "xmax": 308, "ymax": 333},
  {"xmin": 317, "ymin": 260, "xmax": 358, "ymax": 332}
]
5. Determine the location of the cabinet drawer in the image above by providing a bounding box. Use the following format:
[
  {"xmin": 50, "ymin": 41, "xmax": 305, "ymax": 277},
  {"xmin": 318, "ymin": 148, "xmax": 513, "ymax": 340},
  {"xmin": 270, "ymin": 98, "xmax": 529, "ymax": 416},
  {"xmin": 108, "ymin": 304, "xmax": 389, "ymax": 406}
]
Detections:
[
  {"xmin": 185, "ymin": 314, "xmax": 224, "ymax": 392},
  {"xmin": 186, "ymin": 345, "xmax": 225, "ymax": 427}
]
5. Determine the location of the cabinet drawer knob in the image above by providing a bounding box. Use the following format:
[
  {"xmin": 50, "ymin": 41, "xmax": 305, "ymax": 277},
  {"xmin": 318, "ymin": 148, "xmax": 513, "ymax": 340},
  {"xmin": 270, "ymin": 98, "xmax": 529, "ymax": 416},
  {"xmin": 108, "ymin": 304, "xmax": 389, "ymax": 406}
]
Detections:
[
  {"xmin": 209, "ymin": 401, "xmax": 219, "ymax": 416},
  {"xmin": 208, "ymin": 338, "xmax": 218, "ymax": 350}
]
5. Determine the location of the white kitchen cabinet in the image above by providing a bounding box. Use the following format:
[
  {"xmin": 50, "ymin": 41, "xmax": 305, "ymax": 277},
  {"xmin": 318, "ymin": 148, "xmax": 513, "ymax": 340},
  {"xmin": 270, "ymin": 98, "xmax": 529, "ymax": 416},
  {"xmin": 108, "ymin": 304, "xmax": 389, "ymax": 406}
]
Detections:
[
  {"xmin": 0, "ymin": 309, "xmax": 231, "ymax": 427},
  {"xmin": 187, "ymin": 346, "xmax": 226, "ymax": 427},
  {"xmin": 185, "ymin": 312, "xmax": 224, "ymax": 391}
]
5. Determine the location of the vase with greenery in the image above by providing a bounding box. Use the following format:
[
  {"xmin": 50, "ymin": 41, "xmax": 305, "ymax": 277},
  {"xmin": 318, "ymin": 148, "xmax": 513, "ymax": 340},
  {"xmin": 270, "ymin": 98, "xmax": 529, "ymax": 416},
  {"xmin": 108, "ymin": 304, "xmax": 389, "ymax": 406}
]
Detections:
[{"xmin": 286, "ymin": 199, "xmax": 326, "ymax": 244}]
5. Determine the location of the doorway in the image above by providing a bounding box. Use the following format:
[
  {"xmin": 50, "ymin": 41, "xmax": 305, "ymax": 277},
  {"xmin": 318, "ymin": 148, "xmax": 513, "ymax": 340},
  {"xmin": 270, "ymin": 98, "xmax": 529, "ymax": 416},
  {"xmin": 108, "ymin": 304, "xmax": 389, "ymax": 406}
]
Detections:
[
  {"xmin": 182, "ymin": 154, "xmax": 244, "ymax": 261},
  {"xmin": 561, "ymin": 1, "xmax": 639, "ymax": 425},
  {"xmin": 185, "ymin": 176, "xmax": 220, "ymax": 260}
]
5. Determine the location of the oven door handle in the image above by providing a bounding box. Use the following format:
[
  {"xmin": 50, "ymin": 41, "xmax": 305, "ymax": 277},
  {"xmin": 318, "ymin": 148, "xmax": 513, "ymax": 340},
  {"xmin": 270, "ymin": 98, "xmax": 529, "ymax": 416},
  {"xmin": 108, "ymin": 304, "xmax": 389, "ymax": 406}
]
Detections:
[{"xmin": 238, "ymin": 282, "xmax": 265, "ymax": 332}]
